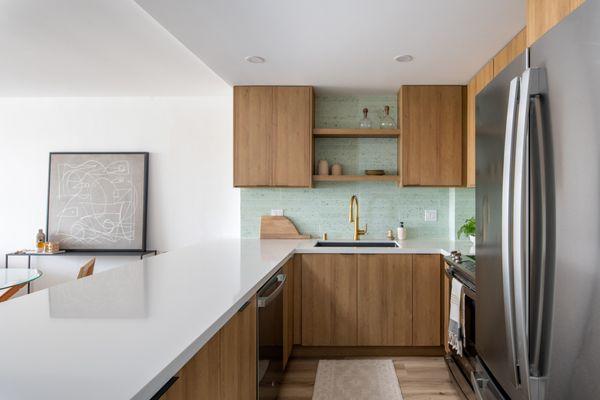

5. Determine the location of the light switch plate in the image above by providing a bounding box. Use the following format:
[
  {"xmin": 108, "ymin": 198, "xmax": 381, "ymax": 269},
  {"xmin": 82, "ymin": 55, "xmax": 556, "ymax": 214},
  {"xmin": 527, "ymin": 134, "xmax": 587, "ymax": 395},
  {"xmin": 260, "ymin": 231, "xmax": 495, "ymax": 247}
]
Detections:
[
  {"xmin": 424, "ymin": 209, "xmax": 437, "ymax": 222},
  {"xmin": 271, "ymin": 209, "xmax": 284, "ymax": 216}
]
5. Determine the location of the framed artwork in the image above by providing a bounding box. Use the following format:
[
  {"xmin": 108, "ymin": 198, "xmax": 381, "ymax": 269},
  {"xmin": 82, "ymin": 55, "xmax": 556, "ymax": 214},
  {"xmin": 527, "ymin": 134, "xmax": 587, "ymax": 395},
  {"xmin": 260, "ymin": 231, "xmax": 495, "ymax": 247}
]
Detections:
[{"xmin": 46, "ymin": 152, "xmax": 149, "ymax": 251}]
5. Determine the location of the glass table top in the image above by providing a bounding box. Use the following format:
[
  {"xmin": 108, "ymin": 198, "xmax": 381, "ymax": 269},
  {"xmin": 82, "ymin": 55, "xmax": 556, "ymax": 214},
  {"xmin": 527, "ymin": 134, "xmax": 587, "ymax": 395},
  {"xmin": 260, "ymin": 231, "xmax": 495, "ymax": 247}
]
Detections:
[{"xmin": 0, "ymin": 269, "xmax": 43, "ymax": 290}]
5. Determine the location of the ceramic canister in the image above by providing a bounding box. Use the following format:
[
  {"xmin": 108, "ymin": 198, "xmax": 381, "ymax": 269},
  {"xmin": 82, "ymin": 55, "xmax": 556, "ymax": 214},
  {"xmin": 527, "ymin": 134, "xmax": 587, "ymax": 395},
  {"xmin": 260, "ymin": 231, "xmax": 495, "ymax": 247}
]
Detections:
[
  {"xmin": 331, "ymin": 163, "xmax": 343, "ymax": 176},
  {"xmin": 317, "ymin": 159, "xmax": 329, "ymax": 175}
]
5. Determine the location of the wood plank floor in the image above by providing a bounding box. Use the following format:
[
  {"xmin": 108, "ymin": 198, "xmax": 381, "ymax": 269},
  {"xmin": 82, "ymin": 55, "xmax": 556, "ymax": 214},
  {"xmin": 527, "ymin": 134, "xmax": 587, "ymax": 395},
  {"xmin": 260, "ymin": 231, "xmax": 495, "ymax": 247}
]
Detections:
[{"xmin": 278, "ymin": 357, "xmax": 464, "ymax": 400}]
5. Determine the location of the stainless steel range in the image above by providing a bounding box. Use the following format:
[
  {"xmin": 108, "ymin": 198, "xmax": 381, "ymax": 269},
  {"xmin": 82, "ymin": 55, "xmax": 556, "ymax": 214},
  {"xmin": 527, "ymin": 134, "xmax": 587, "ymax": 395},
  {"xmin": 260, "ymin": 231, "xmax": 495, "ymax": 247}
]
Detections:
[{"xmin": 444, "ymin": 252, "xmax": 477, "ymax": 398}]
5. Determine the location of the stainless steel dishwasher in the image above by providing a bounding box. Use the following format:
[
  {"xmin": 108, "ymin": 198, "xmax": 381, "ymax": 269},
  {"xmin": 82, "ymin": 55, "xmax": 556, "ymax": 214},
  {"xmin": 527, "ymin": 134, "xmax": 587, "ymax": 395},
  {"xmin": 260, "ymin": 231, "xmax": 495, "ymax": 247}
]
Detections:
[{"xmin": 257, "ymin": 268, "xmax": 286, "ymax": 400}]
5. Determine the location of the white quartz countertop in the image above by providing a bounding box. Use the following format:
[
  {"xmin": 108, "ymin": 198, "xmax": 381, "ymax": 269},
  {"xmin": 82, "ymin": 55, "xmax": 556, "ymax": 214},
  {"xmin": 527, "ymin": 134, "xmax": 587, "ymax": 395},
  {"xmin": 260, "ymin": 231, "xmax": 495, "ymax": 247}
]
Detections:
[{"xmin": 0, "ymin": 238, "xmax": 472, "ymax": 400}]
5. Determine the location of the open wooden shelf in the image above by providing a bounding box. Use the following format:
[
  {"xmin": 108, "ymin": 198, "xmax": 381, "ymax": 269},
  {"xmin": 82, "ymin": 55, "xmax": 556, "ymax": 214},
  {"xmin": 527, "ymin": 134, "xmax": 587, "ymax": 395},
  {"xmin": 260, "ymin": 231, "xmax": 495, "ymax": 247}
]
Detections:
[
  {"xmin": 313, "ymin": 175, "xmax": 399, "ymax": 182},
  {"xmin": 313, "ymin": 128, "xmax": 400, "ymax": 138}
]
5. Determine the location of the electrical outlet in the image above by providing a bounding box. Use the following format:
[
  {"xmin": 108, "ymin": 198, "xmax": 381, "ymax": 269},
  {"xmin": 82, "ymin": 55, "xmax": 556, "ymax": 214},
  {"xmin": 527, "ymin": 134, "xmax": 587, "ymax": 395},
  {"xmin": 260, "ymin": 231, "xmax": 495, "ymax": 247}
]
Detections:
[
  {"xmin": 271, "ymin": 209, "xmax": 284, "ymax": 216},
  {"xmin": 424, "ymin": 209, "xmax": 437, "ymax": 222}
]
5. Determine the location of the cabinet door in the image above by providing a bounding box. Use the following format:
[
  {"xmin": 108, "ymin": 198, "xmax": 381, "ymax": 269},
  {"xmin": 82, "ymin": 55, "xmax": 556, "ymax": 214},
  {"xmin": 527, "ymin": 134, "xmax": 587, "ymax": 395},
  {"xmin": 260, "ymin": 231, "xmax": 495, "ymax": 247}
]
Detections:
[
  {"xmin": 282, "ymin": 259, "xmax": 294, "ymax": 368},
  {"xmin": 473, "ymin": 61, "xmax": 494, "ymax": 95},
  {"xmin": 272, "ymin": 87, "xmax": 313, "ymax": 187},
  {"xmin": 220, "ymin": 296, "xmax": 257, "ymax": 400},
  {"xmin": 466, "ymin": 80, "xmax": 476, "ymax": 188},
  {"xmin": 412, "ymin": 255, "xmax": 442, "ymax": 346},
  {"xmin": 234, "ymin": 86, "xmax": 273, "ymax": 187},
  {"xmin": 527, "ymin": 0, "xmax": 585, "ymax": 46},
  {"xmin": 357, "ymin": 254, "xmax": 412, "ymax": 346},
  {"xmin": 162, "ymin": 335, "xmax": 221, "ymax": 400},
  {"xmin": 493, "ymin": 29, "xmax": 527, "ymax": 77},
  {"xmin": 301, "ymin": 254, "xmax": 357, "ymax": 346},
  {"xmin": 400, "ymin": 85, "xmax": 464, "ymax": 186}
]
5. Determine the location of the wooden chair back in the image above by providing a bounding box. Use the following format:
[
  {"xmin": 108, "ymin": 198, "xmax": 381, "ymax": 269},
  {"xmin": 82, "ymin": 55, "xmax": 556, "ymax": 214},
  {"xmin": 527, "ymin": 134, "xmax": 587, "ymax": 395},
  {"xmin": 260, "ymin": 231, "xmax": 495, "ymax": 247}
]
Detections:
[
  {"xmin": 77, "ymin": 257, "xmax": 96, "ymax": 279},
  {"xmin": 0, "ymin": 283, "xmax": 27, "ymax": 303}
]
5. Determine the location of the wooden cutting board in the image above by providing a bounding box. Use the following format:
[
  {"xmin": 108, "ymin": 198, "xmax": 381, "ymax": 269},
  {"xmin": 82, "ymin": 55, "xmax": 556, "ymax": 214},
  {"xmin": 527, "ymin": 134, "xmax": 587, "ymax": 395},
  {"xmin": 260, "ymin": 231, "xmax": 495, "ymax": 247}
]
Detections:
[{"xmin": 260, "ymin": 216, "xmax": 310, "ymax": 239}]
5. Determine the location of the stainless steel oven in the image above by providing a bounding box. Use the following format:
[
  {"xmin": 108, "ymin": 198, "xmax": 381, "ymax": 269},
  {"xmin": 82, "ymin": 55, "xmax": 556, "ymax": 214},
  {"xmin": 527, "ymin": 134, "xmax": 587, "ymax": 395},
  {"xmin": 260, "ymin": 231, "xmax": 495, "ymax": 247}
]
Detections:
[
  {"xmin": 257, "ymin": 269, "xmax": 286, "ymax": 400},
  {"xmin": 444, "ymin": 255, "xmax": 478, "ymax": 398}
]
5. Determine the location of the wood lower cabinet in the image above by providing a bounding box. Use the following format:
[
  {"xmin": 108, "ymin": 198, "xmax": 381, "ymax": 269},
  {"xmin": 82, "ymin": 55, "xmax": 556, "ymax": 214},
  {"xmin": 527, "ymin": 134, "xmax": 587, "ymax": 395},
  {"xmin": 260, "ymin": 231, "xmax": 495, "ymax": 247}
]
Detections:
[
  {"xmin": 400, "ymin": 85, "xmax": 465, "ymax": 186},
  {"xmin": 163, "ymin": 296, "xmax": 257, "ymax": 400},
  {"xmin": 220, "ymin": 296, "xmax": 257, "ymax": 400},
  {"xmin": 300, "ymin": 253, "xmax": 444, "ymax": 348},
  {"xmin": 357, "ymin": 254, "xmax": 412, "ymax": 346},
  {"xmin": 234, "ymin": 86, "xmax": 313, "ymax": 188},
  {"xmin": 301, "ymin": 254, "xmax": 358, "ymax": 346},
  {"xmin": 162, "ymin": 335, "xmax": 221, "ymax": 400},
  {"xmin": 412, "ymin": 255, "xmax": 442, "ymax": 346}
]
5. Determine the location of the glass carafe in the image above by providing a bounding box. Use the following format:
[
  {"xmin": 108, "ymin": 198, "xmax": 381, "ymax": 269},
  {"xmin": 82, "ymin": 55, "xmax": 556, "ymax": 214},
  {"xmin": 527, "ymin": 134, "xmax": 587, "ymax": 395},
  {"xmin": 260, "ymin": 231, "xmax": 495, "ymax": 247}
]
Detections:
[
  {"xmin": 359, "ymin": 108, "xmax": 372, "ymax": 129},
  {"xmin": 379, "ymin": 105, "xmax": 396, "ymax": 129}
]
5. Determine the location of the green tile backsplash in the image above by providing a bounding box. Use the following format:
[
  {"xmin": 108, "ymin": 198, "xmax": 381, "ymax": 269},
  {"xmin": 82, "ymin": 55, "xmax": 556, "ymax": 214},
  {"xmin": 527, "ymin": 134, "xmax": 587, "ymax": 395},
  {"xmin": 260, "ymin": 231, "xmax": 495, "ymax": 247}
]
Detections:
[{"xmin": 240, "ymin": 95, "xmax": 475, "ymax": 240}]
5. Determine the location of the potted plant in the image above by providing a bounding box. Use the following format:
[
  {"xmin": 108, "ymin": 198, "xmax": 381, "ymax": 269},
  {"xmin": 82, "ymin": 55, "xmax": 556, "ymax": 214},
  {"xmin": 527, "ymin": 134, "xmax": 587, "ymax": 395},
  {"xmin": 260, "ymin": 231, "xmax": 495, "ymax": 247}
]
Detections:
[{"xmin": 458, "ymin": 217, "xmax": 476, "ymax": 244}]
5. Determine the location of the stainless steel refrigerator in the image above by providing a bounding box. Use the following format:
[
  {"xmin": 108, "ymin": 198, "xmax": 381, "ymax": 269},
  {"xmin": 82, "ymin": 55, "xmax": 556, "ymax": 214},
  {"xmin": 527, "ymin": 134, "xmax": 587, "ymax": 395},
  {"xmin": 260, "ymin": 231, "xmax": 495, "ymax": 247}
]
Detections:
[{"xmin": 474, "ymin": 1, "xmax": 600, "ymax": 399}]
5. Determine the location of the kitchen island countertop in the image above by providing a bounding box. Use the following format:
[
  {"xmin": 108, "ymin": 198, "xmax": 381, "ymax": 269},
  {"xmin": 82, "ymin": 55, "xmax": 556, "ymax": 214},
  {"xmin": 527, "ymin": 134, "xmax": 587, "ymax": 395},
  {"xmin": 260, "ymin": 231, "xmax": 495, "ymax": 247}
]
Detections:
[{"xmin": 0, "ymin": 238, "xmax": 472, "ymax": 400}]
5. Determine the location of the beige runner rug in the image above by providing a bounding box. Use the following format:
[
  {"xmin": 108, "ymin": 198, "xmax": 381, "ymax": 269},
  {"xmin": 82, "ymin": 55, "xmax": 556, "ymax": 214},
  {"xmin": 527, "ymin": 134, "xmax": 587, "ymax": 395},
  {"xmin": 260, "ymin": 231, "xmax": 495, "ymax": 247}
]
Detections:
[{"xmin": 312, "ymin": 359, "xmax": 404, "ymax": 400}]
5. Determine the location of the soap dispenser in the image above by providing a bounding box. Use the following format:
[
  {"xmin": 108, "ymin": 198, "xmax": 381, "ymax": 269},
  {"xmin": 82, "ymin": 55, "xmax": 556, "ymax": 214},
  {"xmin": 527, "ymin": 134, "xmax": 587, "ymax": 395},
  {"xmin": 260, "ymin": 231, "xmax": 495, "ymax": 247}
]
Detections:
[{"xmin": 397, "ymin": 222, "xmax": 407, "ymax": 241}]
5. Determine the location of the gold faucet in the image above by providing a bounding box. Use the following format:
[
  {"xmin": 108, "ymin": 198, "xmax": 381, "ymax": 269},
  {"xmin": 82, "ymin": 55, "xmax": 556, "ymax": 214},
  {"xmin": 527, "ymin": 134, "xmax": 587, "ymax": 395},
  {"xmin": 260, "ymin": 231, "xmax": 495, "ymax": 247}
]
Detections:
[{"xmin": 349, "ymin": 195, "xmax": 367, "ymax": 240}]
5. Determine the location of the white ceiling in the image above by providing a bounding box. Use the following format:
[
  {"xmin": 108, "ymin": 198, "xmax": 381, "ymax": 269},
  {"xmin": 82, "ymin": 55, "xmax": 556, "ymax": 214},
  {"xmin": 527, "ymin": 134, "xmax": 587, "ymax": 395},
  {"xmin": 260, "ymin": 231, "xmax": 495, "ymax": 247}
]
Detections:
[
  {"xmin": 137, "ymin": 0, "xmax": 525, "ymax": 94},
  {"xmin": 0, "ymin": 0, "xmax": 229, "ymax": 97}
]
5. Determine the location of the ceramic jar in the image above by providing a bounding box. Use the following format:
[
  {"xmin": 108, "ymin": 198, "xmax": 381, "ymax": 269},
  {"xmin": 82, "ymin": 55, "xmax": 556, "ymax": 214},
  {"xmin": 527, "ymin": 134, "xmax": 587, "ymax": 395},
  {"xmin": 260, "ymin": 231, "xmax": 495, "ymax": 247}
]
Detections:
[
  {"xmin": 317, "ymin": 160, "xmax": 329, "ymax": 175},
  {"xmin": 331, "ymin": 163, "xmax": 343, "ymax": 175}
]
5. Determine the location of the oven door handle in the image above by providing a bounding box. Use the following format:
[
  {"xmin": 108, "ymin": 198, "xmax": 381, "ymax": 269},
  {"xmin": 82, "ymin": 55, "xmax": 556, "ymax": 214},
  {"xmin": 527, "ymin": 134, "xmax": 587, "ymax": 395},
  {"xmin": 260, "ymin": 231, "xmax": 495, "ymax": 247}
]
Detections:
[{"xmin": 257, "ymin": 274, "xmax": 286, "ymax": 308}]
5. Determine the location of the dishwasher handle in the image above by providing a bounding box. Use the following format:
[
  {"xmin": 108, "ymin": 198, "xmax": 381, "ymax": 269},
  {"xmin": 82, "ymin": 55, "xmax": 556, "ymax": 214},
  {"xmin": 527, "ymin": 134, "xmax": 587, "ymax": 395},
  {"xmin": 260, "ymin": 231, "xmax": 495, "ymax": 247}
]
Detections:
[{"xmin": 258, "ymin": 274, "xmax": 286, "ymax": 308}]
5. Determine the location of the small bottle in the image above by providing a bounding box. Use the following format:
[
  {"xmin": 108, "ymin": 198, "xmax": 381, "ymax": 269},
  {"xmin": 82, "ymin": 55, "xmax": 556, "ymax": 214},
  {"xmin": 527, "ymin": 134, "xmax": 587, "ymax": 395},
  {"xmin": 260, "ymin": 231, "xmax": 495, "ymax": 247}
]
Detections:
[
  {"xmin": 379, "ymin": 105, "xmax": 396, "ymax": 129},
  {"xmin": 386, "ymin": 229, "xmax": 395, "ymax": 241},
  {"xmin": 359, "ymin": 108, "xmax": 372, "ymax": 129},
  {"xmin": 36, "ymin": 229, "xmax": 46, "ymax": 252},
  {"xmin": 397, "ymin": 222, "xmax": 407, "ymax": 241}
]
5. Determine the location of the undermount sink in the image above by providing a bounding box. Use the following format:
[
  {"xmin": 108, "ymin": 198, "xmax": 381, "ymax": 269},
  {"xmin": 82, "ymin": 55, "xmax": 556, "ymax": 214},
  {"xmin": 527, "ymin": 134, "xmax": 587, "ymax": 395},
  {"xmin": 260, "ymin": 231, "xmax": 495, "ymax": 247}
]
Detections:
[{"xmin": 314, "ymin": 241, "xmax": 399, "ymax": 248}]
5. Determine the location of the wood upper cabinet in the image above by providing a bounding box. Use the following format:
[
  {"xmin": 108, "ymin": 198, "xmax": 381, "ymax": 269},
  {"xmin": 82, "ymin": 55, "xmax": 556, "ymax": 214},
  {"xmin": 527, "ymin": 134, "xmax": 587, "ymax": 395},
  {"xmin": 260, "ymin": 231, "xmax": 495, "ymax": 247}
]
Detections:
[
  {"xmin": 357, "ymin": 254, "xmax": 412, "ymax": 346},
  {"xmin": 527, "ymin": 0, "xmax": 585, "ymax": 46},
  {"xmin": 234, "ymin": 86, "xmax": 273, "ymax": 187},
  {"xmin": 272, "ymin": 87, "xmax": 313, "ymax": 187},
  {"xmin": 466, "ymin": 80, "xmax": 476, "ymax": 188},
  {"xmin": 466, "ymin": 59, "xmax": 495, "ymax": 186},
  {"xmin": 234, "ymin": 86, "xmax": 313, "ymax": 187},
  {"xmin": 163, "ymin": 296, "xmax": 257, "ymax": 400},
  {"xmin": 220, "ymin": 296, "xmax": 257, "ymax": 400},
  {"xmin": 466, "ymin": 29, "xmax": 527, "ymax": 188},
  {"xmin": 301, "ymin": 254, "xmax": 358, "ymax": 346},
  {"xmin": 400, "ymin": 85, "xmax": 465, "ymax": 186},
  {"xmin": 473, "ymin": 61, "xmax": 494, "ymax": 95},
  {"xmin": 412, "ymin": 255, "xmax": 442, "ymax": 346},
  {"xmin": 466, "ymin": 59, "xmax": 497, "ymax": 188},
  {"xmin": 493, "ymin": 28, "xmax": 527, "ymax": 76},
  {"xmin": 282, "ymin": 259, "xmax": 294, "ymax": 368}
]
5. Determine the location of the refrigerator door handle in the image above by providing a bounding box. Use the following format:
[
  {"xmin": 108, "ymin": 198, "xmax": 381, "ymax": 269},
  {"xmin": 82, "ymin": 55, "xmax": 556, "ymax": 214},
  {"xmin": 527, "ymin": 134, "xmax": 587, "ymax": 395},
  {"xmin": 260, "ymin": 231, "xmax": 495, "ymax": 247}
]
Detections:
[
  {"xmin": 513, "ymin": 67, "xmax": 544, "ymax": 394},
  {"xmin": 501, "ymin": 76, "xmax": 521, "ymax": 386},
  {"xmin": 529, "ymin": 93, "xmax": 549, "ymax": 378}
]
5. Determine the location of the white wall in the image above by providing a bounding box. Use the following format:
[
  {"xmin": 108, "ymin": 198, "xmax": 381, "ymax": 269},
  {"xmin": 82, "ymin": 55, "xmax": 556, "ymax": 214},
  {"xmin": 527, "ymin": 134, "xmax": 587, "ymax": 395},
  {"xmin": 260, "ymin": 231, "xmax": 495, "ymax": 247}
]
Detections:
[
  {"xmin": 0, "ymin": 96, "xmax": 239, "ymax": 290},
  {"xmin": 0, "ymin": 0, "xmax": 239, "ymax": 293}
]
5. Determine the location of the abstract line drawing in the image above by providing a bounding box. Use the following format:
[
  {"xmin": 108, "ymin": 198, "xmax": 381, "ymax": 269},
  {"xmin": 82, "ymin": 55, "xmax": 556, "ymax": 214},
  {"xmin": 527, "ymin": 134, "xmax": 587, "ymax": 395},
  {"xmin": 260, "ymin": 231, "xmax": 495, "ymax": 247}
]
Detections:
[{"xmin": 47, "ymin": 153, "xmax": 148, "ymax": 251}]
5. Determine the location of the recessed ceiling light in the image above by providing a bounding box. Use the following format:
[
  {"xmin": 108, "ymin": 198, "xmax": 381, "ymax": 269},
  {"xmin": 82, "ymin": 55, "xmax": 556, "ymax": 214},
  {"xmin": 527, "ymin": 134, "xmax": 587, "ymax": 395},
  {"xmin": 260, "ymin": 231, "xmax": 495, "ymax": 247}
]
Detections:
[
  {"xmin": 245, "ymin": 56, "xmax": 266, "ymax": 64},
  {"xmin": 394, "ymin": 55, "xmax": 414, "ymax": 63}
]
